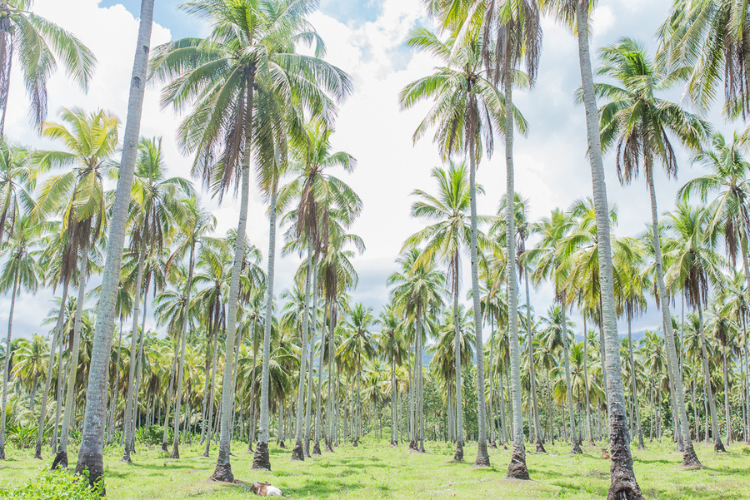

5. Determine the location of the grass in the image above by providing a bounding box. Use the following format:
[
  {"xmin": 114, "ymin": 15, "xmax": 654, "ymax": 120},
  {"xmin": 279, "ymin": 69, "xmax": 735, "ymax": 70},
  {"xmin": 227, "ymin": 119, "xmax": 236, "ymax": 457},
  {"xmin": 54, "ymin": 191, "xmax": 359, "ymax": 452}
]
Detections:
[{"xmin": 0, "ymin": 438, "xmax": 749, "ymax": 499}]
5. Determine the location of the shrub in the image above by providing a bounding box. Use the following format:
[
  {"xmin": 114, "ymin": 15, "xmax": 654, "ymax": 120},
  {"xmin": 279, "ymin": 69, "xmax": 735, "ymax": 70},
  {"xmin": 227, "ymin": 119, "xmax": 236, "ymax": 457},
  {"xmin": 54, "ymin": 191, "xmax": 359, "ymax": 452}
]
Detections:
[{"xmin": 0, "ymin": 470, "xmax": 103, "ymax": 499}]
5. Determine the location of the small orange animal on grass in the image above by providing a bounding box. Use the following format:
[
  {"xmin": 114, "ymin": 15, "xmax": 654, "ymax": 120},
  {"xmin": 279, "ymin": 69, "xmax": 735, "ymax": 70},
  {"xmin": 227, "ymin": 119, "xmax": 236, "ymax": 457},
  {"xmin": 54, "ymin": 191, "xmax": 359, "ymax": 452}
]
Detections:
[{"xmin": 601, "ymin": 448, "xmax": 611, "ymax": 459}]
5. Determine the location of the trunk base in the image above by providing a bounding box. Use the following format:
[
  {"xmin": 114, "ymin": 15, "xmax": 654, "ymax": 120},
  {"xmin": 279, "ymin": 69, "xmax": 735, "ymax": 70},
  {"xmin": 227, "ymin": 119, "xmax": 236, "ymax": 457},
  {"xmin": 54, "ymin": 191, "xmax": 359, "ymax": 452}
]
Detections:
[
  {"xmin": 252, "ymin": 442, "xmax": 271, "ymax": 471},
  {"xmin": 408, "ymin": 440, "xmax": 416, "ymax": 451},
  {"xmin": 169, "ymin": 444, "xmax": 180, "ymax": 459},
  {"xmin": 506, "ymin": 444, "xmax": 530, "ymax": 480},
  {"xmin": 474, "ymin": 441, "xmax": 490, "ymax": 467},
  {"xmin": 75, "ymin": 445, "xmax": 105, "ymax": 494},
  {"xmin": 210, "ymin": 462, "xmax": 234, "ymax": 483},
  {"xmin": 681, "ymin": 445, "xmax": 702, "ymax": 468},
  {"xmin": 278, "ymin": 441, "xmax": 286, "ymax": 449},
  {"xmin": 353, "ymin": 439, "xmax": 358, "ymax": 447},
  {"xmin": 161, "ymin": 442, "xmax": 168, "ymax": 453},
  {"xmin": 714, "ymin": 440, "xmax": 727, "ymax": 452},
  {"xmin": 489, "ymin": 440, "xmax": 497, "ymax": 449},
  {"xmin": 51, "ymin": 450, "xmax": 68, "ymax": 470},
  {"xmin": 325, "ymin": 439, "xmax": 334, "ymax": 453},
  {"xmin": 535, "ymin": 440, "xmax": 547, "ymax": 454},
  {"xmin": 33, "ymin": 443, "xmax": 42, "ymax": 460},
  {"xmin": 312, "ymin": 441, "xmax": 321, "ymax": 456},
  {"xmin": 571, "ymin": 441, "xmax": 583, "ymax": 455},
  {"xmin": 453, "ymin": 441, "xmax": 464, "ymax": 462},
  {"xmin": 419, "ymin": 443, "xmax": 425, "ymax": 453},
  {"xmin": 291, "ymin": 441, "xmax": 305, "ymax": 461},
  {"xmin": 247, "ymin": 441, "xmax": 254, "ymax": 453},
  {"xmin": 304, "ymin": 439, "xmax": 311, "ymax": 458}
]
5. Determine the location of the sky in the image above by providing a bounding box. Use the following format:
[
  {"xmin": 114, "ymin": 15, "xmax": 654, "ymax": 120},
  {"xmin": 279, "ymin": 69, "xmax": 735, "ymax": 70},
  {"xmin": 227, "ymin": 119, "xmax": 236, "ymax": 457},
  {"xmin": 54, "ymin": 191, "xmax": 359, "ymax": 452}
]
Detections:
[{"xmin": 0, "ymin": 0, "xmax": 739, "ymax": 344}]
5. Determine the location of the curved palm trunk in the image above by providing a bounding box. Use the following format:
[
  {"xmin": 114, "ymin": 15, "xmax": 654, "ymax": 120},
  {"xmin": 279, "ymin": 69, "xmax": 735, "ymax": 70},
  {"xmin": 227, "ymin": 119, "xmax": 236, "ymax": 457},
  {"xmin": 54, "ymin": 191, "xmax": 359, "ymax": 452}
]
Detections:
[
  {"xmin": 0, "ymin": 266, "xmax": 18, "ymax": 460},
  {"xmin": 467, "ymin": 104, "xmax": 489, "ymax": 468},
  {"xmin": 34, "ymin": 280, "xmax": 69, "ymax": 458},
  {"xmin": 576, "ymin": 2, "xmax": 645, "ymax": 496},
  {"xmin": 525, "ymin": 268, "xmax": 544, "ymax": 452},
  {"xmin": 75, "ymin": 1, "xmax": 155, "ymax": 486},
  {"xmin": 170, "ymin": 244, "xmax": 195, "ymax": 459},
  {"xmin": 452, "ymin": 264, "xmax": 464, "ymax": 461},
  {"xmin": 292, "ymin": 249, "xmax": 313, "ymax": 461},
  {"xmin": 253, "ymin": 187, "xmax": 276, "ymax": 471},
  {"xmin": 122, "ymin": 246, "xmax": 146, "ymax": 462},
  {"xmin": 53, "ymin": 246, "xmax": 89, "ymax": 470}
]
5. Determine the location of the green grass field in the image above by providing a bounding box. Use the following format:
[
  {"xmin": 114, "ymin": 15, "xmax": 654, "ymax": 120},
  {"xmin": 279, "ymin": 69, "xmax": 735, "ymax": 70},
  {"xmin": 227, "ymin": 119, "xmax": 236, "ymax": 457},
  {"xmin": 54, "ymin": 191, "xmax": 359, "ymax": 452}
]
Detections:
[{"xmin": 0, "ymin": 439, "xmax": 748, "ymax": 499}]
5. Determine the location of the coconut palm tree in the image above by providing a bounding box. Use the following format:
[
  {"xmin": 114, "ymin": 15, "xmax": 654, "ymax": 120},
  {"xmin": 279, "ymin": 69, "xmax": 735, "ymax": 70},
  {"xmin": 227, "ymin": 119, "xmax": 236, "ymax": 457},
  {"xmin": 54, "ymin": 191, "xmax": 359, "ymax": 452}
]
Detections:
[
  {"xmin": 121, "ymin": 137, "xmax": 192, "ymax": 462},
  {"xmin": 150, "ymin": 0, "xmax": 351, "ymax": 479},
  {"xmin": 0, "ymin": 0, "xmax": 96, "ymax": 136},
  {"xmin": 539, "ymin": 0, "xmax": 646, "ymax": 494},
  {"xmin": 663, "ymin": 203, "xmax": 727, "ymax": 452},
  {"xmin": 0, "ymin": 142, "xmax": 34, "ymax": 245},
  {"xmin": 375, "ymin": 306, "xmax": 406, "ymax": 446},
  {"xmin": 75, "ymin": 0, "xmax": 155, "ymax": 485},
  {"xmin": 658, "ymin": 0, "xmax": 750, "ymax": 120},
  {"xmin": 592, "ymin": 37, "xmax": 709, "ymax": 469},
  {"xmin": 0, "ymin": 215, "xmax": 41, "ymax": 459},
  {"xmin": 402, "ymin": 161, "xmax": 486, "ymax": 460},
  {"xmin": 339, "ymin": 304, "xmax": 376, "ymax": 447},
  {"xmin": 32, "ymin": 107, "xmax": 118, "ymax": 470},
  {"xmin": 400, "ymin": 21, "xmax": 524, "ymax": 468},
  {"xmin": 11, "ymin": 333, "xmax": 48, "ymax": 414},
  {"xmin": 679, "ymin": 132, "xmax": 750, "ymax": 303}
]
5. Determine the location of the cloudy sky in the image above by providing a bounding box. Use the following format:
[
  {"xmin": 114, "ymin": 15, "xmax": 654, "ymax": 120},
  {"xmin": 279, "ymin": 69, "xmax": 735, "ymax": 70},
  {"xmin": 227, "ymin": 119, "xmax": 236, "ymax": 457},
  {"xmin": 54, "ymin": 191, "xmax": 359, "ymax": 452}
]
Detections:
[{"xmin": 0, "ymin": 0, "xmax": 738, "ymax": 342}]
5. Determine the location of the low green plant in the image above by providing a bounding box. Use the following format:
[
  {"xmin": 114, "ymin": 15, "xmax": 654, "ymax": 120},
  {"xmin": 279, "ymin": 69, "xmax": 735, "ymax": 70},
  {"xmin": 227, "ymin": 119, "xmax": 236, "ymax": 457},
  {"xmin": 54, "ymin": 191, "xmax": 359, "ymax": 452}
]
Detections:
[{"xmin": 0, "ymin": 470, "xmax": 103, "ymax": 499}]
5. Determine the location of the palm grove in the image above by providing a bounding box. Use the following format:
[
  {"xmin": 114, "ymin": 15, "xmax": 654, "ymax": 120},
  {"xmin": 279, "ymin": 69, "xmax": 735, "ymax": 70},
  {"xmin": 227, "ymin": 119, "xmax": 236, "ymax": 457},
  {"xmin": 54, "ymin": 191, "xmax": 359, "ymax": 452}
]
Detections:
[{"xmin": 0, "ymin": 1, "xmax": 749, "ymax": 499}]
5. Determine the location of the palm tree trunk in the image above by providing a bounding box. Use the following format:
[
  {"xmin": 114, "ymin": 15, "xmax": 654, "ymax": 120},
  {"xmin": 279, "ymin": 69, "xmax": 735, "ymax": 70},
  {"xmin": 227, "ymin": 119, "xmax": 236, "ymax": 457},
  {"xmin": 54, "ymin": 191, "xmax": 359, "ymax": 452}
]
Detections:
[
  {"xmin": 200, "ymin": 325, "xmax": 215, "ymax": 446},
  {"xmin": 52, "ymin": 308, "xmax": 67, "ymax": 453},
  {"xmin": 212, "ymin": 69, "xmax": 256, "ymax": 482},
  {"xmin": 325, "ymin": 303, "xmax": 336, "ymax": 452},
  {"xmin": 34, "ymin": 279, "xmax": 69, "ymax": 459},
  {"xmin": 304, "ymin": 267, "xmax": 318, "ymax": 456},
  {"xmin": 452, "ymin": 262, "xmax": 464, "ymax": 460},
  {"xmin": 0, "ymin": 266, "xmax": 18, "ymax": 460},
  {"xmin": 697, "ymin": 301, "xmax": 725, "ymax": 451},
  {"xmin": 560, "ymin": 303, "xmax": 579, "ymax": 453},
  {"xmin": 488, "ymin": 315, "xmax": 496, "ymax": 446},
  {"xmin": 170, "ymin": 243, "xmax": 195, "ymax": 459},
  {"xmin": 499, "ymin": 369, "xmax": 507, "ymax": 444},
  {"xmin": 582, "ymin": 315, "xmax": 595, "ymax": 445},
  {"xmin": 247, "ymin": 330, "xmax": 258, "ymax": 453},
  {"xmin": 75, "ymin": 0, "xmax": 156, "ymax": 485},
  {"xmin": 627, "ymin": 312, "xmax": 645, "ymax": 449},
  {"xmin": 722, "ymin": 343, "xmax": 731, "ymax": 445},
  {"xmin": 204, "ymin": 322, "xmax": 220, "ymax": 457},
  {"xmin": 253, "ymin": 187, "xmax": 277, "ymax": 470},
  {"xmin": 292, "ymin": 249, "xmax": 313, "ymax": 460},
  {"xmin": 743, "ymin": 314, "xmax": 750, "ymax": 445},
  {"xmin": 106, "ymin": 317, "xmax": 124, "ymax": 446},
  {"xmin": 525, "ymin": 267, "xmax": 544, "ymax": 452},
  {"xmin": 161, "ymin": 349, "xmax": 177, "ymax": 451},
  {"xmin": 128, "ymin": 277, "xmax": 150, "ymax": 455},
  {"xmin": 313, "ymin": 303, "xmax": 325, "ymax": 455},
  {"xmin": 575, "ymin": 2, "xmax": 646, "ymax": 495}
]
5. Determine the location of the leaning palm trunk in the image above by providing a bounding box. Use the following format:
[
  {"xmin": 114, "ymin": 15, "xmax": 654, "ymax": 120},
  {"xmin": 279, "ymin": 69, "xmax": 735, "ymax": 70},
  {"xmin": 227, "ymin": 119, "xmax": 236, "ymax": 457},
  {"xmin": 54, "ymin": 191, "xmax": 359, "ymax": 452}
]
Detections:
[
  {"xmin": 582, "ymin": 316, "xmax": 595, "ymax": 445},
  {"xmin": 576, "ymin": 2, "xmax": 646, "ymax": 496},
  {"xmin": 122, "ymin": 246, "xmax": 146, "ymax": 462},
  {"xmin": 53, "ymin": 246, "xmax": 90, "ymax": 470},
  {"xmin": 627, "ymin": 312, "xmax": 645, "ymax": 449},
  {"xmin": 129, "ymin": 290, "xmax": 150, "ymax": 451},
  {"xmin": 253, "ymin": 188, "xmax": 277, "ymax": 471},
  {"xmin": 325, "ymin": 303, "xmax": 337, "ymax": 452},
  {"xmin": 561, "ymin": 302, "xmax": 580, "ymax": 454},
  {"xmin": 34, "ymin": 280, "xmax": 69, "ymax": 459},
  {"xmin": 107, "ymin": 320, "xmax": 125, "ymax": 445},
  {"xmin": 212, "ymin": 79, "xmax": 254, "ymax": 481},
  {"xmin": 75, "ymin": 1, "xmax": 155, "ymax": 487},
  {"xmin": 170, "ymin": 244, "xmax": 195, "ymax": 459},
  {"xmin": 313, "ymin": 303, "xmax": 325, "ymax": 454},
  {"xmin": 292, "ymin": 249, "xmax": 313, "ymax": 461},
  {"xmin": 525, "ymin": 268, "xmax": 544, "ymax": 452},
  {"xmin": 0, "ymin": 266, "xmax": 18, "ymax": 460},
  {"xmin": 467, "ymin": 103, "xmax": 489, "ymax": 468},
  {"xmin": 644, "ymin": 160, "xmax": 703, "ymax": 462}
]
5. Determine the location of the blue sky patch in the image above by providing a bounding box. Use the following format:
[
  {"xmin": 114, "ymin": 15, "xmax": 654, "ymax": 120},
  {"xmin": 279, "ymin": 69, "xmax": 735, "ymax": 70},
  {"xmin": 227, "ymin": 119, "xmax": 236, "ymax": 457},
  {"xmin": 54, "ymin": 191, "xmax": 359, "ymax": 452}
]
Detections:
[
  {"xmin": 319, "ymin": 0, "xmax": 384, "ymax": 25},
  {"xmin": 100, "ymin": 0, "xmax": 206, "ymax": 39}
]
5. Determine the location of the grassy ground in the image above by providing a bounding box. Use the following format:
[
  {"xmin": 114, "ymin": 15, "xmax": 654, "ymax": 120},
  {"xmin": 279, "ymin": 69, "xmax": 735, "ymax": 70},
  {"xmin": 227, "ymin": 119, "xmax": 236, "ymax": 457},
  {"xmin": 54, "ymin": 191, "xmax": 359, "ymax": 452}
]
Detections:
[{"xmin": 0, "ymin": 438, "xmax": 749, "ymax": 499}]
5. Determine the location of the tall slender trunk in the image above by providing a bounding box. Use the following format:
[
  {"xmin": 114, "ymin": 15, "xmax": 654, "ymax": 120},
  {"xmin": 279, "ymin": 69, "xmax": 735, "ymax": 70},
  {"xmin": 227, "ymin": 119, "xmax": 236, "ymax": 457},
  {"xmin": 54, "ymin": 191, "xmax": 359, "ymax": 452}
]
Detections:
[
  {"xmin": 106, "ymin": 317, "xmax": 124, "ymax": 445},
  {"xmin": 488, "ymin": 315, "xmax": 495, "ymax": 445},
  {"xmin": 247, "ymin": 328, "xmax": 258, "ymax": 453},
  {"xmin": 204, "ymin": 320, "xmax": 220, "ymax": 457},
  {"xmin": 253, "ymin": 186, "xmax": 277, "ymax": 470},
  {"xmin": 525, "ymin": 267, "xmax": 544, "ymax": 452},
  {"xmin": 75, "ymin": 1, "xmax": 156, "ymax": 486},
  {"xmin": 161, "ymin": 348, "xmax": 177, "ymax": 451},
  {"xmin": 212, "ymin": 68, "xmax": 255, "ymax": 482},
  {"xmin": 54, "ymin": 245, "xmax": 90, "ymax": 469},
  {"xmin": 130, "ymin": 287, "xmax": 150, "ymax": 451},
  {"xmin": 583, "ymin": 315, "xmax": 594, "ymax": 445},
  {"xmin": 697, "ymin": 301, "xmax": 725, "ymax": 451},
  {"xmin": 468, "ymin": 83, "xmax": 489, "ymax": 469},
  {"xmin": 0, "ymin": 266, "xmax": 18, "ymax": 459},
  {"xmin": 627, "ymin": 312, "xmax": 645, "ymax": 449},
  {"xmin": 325, "ymin": 302, "xmax": 336, "ymax": 452},
  {"xmin": 34, "ymin": 280, "xmax": 69, "ymax": 459},
  {"xmin": 313, "ymin": 300, "xmax": 325, "ymax": 454},
  {"xmin": 722, "ymin": 343, "xmax": 731, "ymax": 445},
  {"xmin": 575, "ymin": 2, "xmax": 645, "ymax": 496},
  {"xmin": 304, "ymin": 267, "xmax": 318, "ymax": 456},
  {"xmin": 292, "ymin": 248, "xmax": 313, "ymax": 460},
  {"xmin": 170, "ymin": 243, "xmax": 195, "ymax": 459},
  {"xmin": 561, "ymin": 302, "xmax": 579, "ymax": 453},
  {"xmin": 452, "ymin": 261, "xmax": 464, "ymax": 460}
]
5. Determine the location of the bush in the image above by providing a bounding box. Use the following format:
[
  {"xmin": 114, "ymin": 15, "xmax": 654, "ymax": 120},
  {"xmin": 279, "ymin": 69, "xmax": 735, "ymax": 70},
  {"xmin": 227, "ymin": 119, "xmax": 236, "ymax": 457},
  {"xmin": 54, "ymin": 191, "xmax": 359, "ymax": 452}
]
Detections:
[
  {"xmin": 136, "ymin": 424, "xmax": 169, "ymax": 445},
  {"xmin": 0, "ymin": 470, "xmax": 103, "ymax": 499}
]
